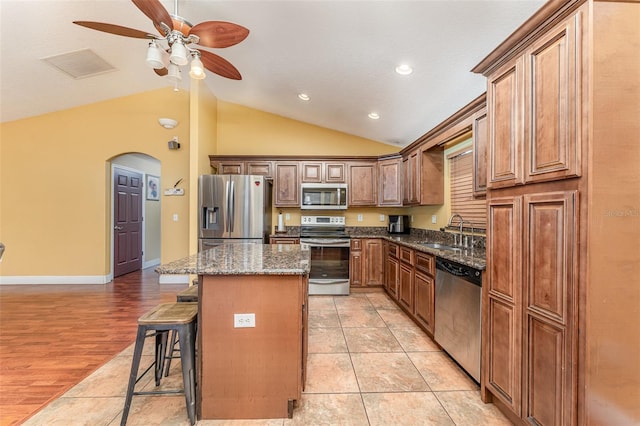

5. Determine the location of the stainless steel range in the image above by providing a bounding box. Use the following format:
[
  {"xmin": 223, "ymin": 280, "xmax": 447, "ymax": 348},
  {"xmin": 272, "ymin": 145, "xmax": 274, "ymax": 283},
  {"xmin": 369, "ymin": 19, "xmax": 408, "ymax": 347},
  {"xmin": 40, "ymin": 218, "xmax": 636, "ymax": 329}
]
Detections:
[{"xmin": 300, "ymin": 215, "xmax": 350, "ymax": 295}]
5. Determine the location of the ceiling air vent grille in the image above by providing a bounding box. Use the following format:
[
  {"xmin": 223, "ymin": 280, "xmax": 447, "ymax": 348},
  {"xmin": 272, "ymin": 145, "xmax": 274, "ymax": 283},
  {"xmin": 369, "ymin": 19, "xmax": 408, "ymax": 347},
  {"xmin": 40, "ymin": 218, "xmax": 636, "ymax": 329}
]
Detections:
[{"xmin": 41, "ymin": 49, "xmax": 116, "ymax": 79}]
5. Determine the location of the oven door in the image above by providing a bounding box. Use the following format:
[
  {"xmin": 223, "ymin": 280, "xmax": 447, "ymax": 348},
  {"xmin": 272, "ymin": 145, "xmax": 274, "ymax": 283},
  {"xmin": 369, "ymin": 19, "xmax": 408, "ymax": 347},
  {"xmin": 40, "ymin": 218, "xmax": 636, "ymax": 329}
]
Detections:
[{"xmin": 301, "ymin": 238, "xmax": 350, "ymax": 295}]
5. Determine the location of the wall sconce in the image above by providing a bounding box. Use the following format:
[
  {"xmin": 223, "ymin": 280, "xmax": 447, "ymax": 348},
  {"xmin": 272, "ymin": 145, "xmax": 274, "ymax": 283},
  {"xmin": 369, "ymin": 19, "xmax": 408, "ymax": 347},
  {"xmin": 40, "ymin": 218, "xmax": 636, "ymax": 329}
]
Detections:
[
  {"xmin": 168, "ymin": 136, "xmax": 181, "ymax": 150},
  {"xmin": 158, "ymin": 118, "xmax": 178, "ymax": 129}
]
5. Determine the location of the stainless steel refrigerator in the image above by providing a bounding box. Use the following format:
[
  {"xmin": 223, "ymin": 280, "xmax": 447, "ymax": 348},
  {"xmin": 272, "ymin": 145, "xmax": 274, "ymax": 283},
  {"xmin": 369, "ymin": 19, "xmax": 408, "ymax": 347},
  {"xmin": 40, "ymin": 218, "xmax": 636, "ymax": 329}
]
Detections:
[{"xmin": 198, "ymin": 175, "xmax": 273, "ymax": 251}]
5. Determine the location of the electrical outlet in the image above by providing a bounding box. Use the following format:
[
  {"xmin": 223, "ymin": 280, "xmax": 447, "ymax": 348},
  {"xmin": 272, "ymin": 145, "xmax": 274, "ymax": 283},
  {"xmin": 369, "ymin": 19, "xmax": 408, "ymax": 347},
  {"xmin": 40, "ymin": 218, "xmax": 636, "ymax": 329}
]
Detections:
[
  {"xmin": 172, "ymin": 214, "xmax": 179, "ymax": 222},
  {"xmin": 432, "ymin": 215, "xmax": 437, "ymax": 224},
  {"xmin": 357, "ymin": 214, "xmax": 363, "ymax": 222},
  {"xmin": 379, "ymin": 214, "xmax": 385, "ymax": 222},
  {"xmin": 285, "ymin": 213, "xmax": 291, "ymax": 220},
  {"xmin": 234, "ymin": 313, "xmax": 255, "ymax": 328}
]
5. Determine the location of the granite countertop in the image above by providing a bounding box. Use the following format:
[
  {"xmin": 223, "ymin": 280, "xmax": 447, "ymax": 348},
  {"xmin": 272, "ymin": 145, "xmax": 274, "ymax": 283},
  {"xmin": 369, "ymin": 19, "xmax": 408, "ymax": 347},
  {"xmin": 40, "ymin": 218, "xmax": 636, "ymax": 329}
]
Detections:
[
  {"xmin": 269, "ymin": 226, "xmax": 486, "ymax": 270},
  {"xmin": 156, "ymin": 244, "xmax": 310, "ymax": 276}
]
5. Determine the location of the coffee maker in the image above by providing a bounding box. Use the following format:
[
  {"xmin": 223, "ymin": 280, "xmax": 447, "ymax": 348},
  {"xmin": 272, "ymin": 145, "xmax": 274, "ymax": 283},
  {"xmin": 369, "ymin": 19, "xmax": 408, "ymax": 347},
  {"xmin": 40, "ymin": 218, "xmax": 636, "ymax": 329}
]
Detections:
[{"xmin": 388, "ymin": 215, "xmax": 410, "ymax": 234}]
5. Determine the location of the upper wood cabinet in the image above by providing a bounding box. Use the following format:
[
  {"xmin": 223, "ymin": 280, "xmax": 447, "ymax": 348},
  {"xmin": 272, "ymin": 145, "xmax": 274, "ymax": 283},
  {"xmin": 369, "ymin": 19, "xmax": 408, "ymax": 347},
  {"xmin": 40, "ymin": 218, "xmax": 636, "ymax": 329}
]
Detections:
[
  {"xmin": 402, "ymin": 149, "xmax": 420, "ymax": 205},
  {"xmin": 214, "ymin": 160, "xmax": 273, "ymax": 178},
  {"xmin": 486, "ymin": 11, "xmax": 582, "ymax": 189},
  {"xmin": 377, "ymin": 157, "xmax": 402, "ymax": 206},
  {"xmin": 274, "ymin": 163, "xmax": 299, "ymax": 207},
  {"xmin": 301, "ymin": 162, "xmax": 346, "ymax": 183},
  {"xmin": 348, "ymin": 162, "xmax": 377, "ymax": 206},
  {"xmin": 420, "ymin": 147, "xmax": 444, "ymax": 205},
  {"xmin": 472, "ymin": 109, "xmax": 488, "ymax": 196}
]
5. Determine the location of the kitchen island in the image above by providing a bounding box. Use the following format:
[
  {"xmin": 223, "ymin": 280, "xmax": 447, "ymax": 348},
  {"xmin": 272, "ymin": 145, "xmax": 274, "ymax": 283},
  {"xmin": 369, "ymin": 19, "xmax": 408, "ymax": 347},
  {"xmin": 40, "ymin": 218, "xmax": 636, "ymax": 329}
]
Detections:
[{"xmin": 156, "ymin": 243, "xmax": 310, "ymax": 420}]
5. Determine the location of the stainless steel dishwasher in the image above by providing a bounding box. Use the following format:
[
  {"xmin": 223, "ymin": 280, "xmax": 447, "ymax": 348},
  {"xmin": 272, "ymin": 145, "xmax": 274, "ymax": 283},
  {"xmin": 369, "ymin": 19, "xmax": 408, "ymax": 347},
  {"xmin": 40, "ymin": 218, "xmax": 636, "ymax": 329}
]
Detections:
[{"xmin": 434, "ymin": 257, "xmax": 482, "ymax": 382}]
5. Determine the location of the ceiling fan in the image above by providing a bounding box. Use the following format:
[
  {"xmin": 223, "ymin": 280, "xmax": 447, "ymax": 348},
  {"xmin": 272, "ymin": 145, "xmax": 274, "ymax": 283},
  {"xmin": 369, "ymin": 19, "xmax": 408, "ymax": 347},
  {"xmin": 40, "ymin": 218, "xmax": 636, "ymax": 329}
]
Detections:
[{"xmin": 73, "ymin": 0, "xmax": 249, "ymax": 81}]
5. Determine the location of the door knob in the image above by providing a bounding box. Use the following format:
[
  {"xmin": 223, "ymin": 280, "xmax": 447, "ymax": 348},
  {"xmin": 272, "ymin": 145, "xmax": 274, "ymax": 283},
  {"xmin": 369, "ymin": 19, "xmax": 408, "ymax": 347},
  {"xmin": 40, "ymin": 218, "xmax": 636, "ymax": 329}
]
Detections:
[{"xmin": 114, "ymin": 225, "xmax": 124, "ymax": 230}]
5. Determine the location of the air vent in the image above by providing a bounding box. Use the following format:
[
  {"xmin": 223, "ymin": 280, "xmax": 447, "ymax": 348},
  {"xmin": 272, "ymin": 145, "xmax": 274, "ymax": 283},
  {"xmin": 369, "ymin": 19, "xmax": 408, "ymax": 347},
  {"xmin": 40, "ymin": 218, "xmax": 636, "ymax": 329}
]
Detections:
[{"xmin": 41, "ymin": 49, "xmax": 116, "ymax": 79}]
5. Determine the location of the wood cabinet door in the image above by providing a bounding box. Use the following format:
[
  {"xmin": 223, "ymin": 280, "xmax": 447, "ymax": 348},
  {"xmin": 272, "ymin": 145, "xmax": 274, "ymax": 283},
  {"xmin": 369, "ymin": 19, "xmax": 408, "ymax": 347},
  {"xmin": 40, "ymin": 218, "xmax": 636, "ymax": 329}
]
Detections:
[
  {"xmin": 414, "ymin": 272, "xmax": 434, "ymax": 334},
  {"xmin": 398, "ymin": 263, "xmax": 414, "ymax": 312},
  {"xmin": 378, "ymin": 158, "xmax": 402, "ymax": 206},
  {"xmin": 402, "ymin": 150, "xmax": 420, "ymax": 204},
  {"xmin": 274, "ymin": 163, "xmax": 300, "ymax": 207},
  {"xmin": 522, "ymin": 191, "xmax": 577, "ymax": 426},
  {"xmin": 246, "ymin": 161, "xmax": 273, "ymax": 178},
  {"xmin": 325, "ymin": 163, "xmax": 346, "ymax": 183},
  {"xmin": 348, "ymin": 162, "xmax": 377, "ymax": 206},
  {"xmin": 301, "ymin": 162, "xmax": 323, "ymax": 183},
  {"xmin": 524, "ymin": 12, "xmax": 582, "ymax": 183},
  {"xmin": 420, "ymin": 147, "xmax": 444, "ymax": 205},
  {"xmin": 473, "ymin": 109, "xmax": 488, "ymax": 196},
  {"xmin": 487, "ymin": 57, "xmax": 525, "ymax": 189},
  {"xmin": 385, "ymin": 256, "xmax": 399, "ymax": 300},
  {"xmin": 363, "ymin": 239, "xmax": 384, "ymax": 286},
  {"xmin": 218, "ymin": 162, "xmax": 244, "ymax": 175},
  {"xmin": 350, "ymin": 250, "xmax": 363, "ymax": 287},
  {"xmin": 485, "ymin": 195, "xmax": 523, "ymax": 416}
]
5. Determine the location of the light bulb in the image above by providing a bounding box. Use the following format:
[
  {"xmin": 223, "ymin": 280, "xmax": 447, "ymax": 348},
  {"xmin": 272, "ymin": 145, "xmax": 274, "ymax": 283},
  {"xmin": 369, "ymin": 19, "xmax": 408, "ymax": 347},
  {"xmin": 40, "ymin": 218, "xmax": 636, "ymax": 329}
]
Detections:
[{"xmin": 189, "ymin": 57, "xmax": 206, "ymax": 80}]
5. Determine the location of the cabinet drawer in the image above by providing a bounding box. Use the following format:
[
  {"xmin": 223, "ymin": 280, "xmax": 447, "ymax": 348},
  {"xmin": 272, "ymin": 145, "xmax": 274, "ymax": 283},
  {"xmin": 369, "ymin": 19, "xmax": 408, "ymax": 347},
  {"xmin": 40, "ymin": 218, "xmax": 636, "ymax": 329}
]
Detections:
[
  {"xmin": 415, "ymin": 252, "xmax": 435, "ymax": 276},
  {"xmin": 388, "ymin": 242, "xmax": 399, "ymax": 258},
  {"xmin": 351, "ymin": 239, "xmax": 362, "ymax": 251},
  {"xmin": 270, "ymin": 237, "xmax": 299, "ymax": 244},
  {"xmin": 399, "ymin": 247, "xmax": 414, "ymax": 265}
]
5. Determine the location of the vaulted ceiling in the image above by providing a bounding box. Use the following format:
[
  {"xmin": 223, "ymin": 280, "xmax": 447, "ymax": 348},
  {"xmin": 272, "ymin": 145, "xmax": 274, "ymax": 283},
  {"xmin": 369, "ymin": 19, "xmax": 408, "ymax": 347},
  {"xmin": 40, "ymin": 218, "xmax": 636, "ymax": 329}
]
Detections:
[{"xmin": 0, "ymin": 0, "xmax": 544, "ymax": 146}]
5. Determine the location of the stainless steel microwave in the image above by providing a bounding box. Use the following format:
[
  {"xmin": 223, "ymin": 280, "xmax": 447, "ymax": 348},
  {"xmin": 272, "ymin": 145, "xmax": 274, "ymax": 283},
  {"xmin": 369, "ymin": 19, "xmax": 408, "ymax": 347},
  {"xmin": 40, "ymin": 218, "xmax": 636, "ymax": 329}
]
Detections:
[{"xmin": 301, "ymin": 183, "xmax": 348, "ymax": 210}]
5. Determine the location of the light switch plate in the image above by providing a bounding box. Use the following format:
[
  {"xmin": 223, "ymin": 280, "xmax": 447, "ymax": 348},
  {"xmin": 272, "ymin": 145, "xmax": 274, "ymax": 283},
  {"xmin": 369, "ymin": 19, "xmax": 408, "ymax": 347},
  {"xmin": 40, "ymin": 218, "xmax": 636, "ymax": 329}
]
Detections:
[
  {"xmin": 432, "ymin": 215, "xmax": 437, "ymax": 224},
  {"xmin": 379, "ymin": 214, "xmax": 385, "ymax": 222},
  {"xmin": 357, "ymin": 214, "xmax": 363, "ymax": 222},
  {"xmin": 234, "ymin": 313, "xmax": 255, "ymax": 328}
]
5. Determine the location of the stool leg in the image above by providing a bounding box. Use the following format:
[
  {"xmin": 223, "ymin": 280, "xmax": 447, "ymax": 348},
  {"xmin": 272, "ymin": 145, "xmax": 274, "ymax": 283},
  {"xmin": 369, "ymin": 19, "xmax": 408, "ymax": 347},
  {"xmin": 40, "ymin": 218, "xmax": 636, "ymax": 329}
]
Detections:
[
  {"xmin": 121, "ymin": 325, "xmax": 146, "ymax": 426},
  {"xmin": 178, "ymin": 323, "xmax": 197, "ymax": 425},
  {"xmin": 164, "ymin": 329, "xmax": 178, "ymax": 377},
  {"xmin": 154, "ymin": 330, "xmax": 169, "ymax": 386}
]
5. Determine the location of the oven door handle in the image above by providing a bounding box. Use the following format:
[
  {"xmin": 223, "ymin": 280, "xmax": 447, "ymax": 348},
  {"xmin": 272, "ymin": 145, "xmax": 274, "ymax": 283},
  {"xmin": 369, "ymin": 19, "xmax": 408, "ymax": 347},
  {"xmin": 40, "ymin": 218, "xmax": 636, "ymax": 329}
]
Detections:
[{"xmin": 301, "ymin": 239, "xmax": 350, "ymax": 247}]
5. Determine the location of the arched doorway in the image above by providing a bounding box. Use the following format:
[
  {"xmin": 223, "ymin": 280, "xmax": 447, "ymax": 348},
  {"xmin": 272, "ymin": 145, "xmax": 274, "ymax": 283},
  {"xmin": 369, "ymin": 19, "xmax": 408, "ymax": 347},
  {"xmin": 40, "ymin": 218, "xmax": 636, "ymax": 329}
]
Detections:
[{"xmin": 110, "ymin": 153, "xmax": 161, "ymax": 278}]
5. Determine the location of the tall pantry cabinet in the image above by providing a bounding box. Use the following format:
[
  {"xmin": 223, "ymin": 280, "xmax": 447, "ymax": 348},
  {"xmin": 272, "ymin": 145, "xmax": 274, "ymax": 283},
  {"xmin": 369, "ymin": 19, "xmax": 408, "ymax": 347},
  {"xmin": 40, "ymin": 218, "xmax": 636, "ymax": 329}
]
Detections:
[{"xmin": 473, "ymin": 0, "xmax": 640, "ymax": 425}]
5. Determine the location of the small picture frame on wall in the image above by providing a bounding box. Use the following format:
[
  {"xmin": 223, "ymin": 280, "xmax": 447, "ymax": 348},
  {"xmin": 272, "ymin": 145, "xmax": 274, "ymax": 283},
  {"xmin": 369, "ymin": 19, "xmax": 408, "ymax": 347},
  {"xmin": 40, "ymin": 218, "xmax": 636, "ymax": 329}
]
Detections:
[{"xmin": 146, "ymin": 175, "xmax": 160, "ymax": 201}]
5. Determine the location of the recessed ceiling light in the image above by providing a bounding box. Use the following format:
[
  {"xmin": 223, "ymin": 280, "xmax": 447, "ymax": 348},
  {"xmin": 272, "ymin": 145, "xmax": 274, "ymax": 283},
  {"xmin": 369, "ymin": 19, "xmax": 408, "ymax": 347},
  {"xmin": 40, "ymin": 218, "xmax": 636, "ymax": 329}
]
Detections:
[
  {"xmin": 298, "ymin": 93, "xmax": 310, "ymax": 101},
  {"xmin": 395, "ymin": 64, "xmax": 413, "ymax": 75},
  {"xmin": 368, "ymin": 112, "xmax": 380, "ymax": 120}
]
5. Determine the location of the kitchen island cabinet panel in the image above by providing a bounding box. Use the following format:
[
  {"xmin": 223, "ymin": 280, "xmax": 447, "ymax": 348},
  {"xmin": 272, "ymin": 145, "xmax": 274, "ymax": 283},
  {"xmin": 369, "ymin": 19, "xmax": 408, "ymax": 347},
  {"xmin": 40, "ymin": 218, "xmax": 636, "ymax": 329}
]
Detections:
[{"xmin": 199, "ymin": 274, "xmax": 306, "ymax": 419}]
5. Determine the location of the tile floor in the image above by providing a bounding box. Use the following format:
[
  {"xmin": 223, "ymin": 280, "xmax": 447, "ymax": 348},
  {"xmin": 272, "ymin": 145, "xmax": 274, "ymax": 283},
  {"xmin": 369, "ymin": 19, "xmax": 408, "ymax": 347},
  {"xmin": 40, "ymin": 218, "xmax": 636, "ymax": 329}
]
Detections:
[{"xmin": 24, "ymin": 292, "xmax": 512, "ymax": 425}]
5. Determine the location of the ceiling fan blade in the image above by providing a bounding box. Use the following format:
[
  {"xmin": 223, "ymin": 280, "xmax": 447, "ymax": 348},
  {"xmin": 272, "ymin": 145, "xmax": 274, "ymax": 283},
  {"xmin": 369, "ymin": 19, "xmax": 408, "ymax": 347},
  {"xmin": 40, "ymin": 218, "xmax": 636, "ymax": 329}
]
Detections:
[
  {"xmin": 154, "ymin": 67, "xmax": 168, "ymax": 77},
  {"xmin": 131, "ymin": 0, "xmax": 173, "ymax": 33},
  {"xmin": 73, "ymin": 21, "xmax": 158, "ymax": 39},
  {"xmin": 198, "ymin": 50, "xmax": 242, "ymax": 80},
  {"xmin": 190, "ymin": 21, "xmax": 250, "ymax": 48}
]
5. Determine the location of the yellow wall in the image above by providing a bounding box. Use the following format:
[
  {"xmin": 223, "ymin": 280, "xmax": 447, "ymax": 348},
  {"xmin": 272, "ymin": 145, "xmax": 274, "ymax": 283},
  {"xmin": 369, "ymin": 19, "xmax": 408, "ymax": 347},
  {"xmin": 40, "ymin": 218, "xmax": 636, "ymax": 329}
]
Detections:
[
  {"xmin": 0, "ymin": 88, "xmax": 190, "ymax": 279},
  {"xmin": 216, "ymin": 101, "xmax": 397, "ymax": 156}
]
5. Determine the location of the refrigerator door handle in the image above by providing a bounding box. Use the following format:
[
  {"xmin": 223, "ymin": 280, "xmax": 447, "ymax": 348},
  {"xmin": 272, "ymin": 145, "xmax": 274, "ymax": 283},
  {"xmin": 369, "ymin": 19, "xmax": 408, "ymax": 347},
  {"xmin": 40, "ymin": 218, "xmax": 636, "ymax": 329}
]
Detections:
[
  {"xmin": 229, "ymin": 180, "xmax": 235, "ymax": 233},
  {"xmin": 225, "ymin": 180, "xmax": 231, "ymax": 233}
]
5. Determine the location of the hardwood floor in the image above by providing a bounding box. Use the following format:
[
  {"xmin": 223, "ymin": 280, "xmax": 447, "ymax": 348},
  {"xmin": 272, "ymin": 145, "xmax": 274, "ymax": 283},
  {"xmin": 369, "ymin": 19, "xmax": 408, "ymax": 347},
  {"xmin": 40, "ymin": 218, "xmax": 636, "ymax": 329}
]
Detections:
[{"xmin": 0, "ymin": 268, "xmax": 185, "ymax": 426}]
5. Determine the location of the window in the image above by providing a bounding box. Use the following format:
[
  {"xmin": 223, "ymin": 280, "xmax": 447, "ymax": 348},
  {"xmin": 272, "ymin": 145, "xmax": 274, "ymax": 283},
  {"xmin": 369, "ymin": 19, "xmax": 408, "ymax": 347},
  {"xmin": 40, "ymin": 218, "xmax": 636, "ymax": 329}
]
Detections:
[{"xmin": 448, "ymin": 147, "xmax": 486, "ymax": 229}]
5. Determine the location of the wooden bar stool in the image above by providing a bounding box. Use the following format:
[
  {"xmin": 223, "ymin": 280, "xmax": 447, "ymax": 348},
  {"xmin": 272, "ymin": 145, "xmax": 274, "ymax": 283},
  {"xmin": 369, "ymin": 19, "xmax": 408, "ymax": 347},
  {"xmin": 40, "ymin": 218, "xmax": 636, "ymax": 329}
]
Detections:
[
  {"xmin": 164, "ymin": 285, "xmax": 199, "ymax": 376},
  {"xmin": 121, "ymin": 303, "xmax": 197, "ymax": 426}
]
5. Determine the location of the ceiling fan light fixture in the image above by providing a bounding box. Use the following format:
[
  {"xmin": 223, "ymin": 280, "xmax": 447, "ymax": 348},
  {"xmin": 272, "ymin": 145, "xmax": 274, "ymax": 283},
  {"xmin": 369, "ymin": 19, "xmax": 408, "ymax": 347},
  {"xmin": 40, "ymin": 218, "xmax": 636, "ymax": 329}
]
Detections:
[
  {"xmin": 145, "ymin": 41, "xmax": 165, "ymax": 69},
  {"xmin": 189, "ymin": 55, "xmax": 206, "ymax": 80},
  {"xmin": 169, "ymin": 40, "xmax": 188, "ymax": 66},
  {"xmin": 167, "ymin": 62, "xmax": 182, "ymax": 82}
]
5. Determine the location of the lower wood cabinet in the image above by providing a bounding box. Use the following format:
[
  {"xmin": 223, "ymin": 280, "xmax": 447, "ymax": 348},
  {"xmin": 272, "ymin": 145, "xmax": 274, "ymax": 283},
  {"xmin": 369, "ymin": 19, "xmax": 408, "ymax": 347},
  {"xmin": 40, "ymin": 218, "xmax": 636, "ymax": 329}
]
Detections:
[
  {"xmin": 414, "ymin": 251, "xmax": 435, "ymax": 334},
  {"xmin": 485, "ymin": 191, "xmax": 577, "ymax": 424},
  {"xmin": 385, "ymin": 243, "xmax": 399, "ymax": 298},
  {"xmin": 350, "ymin": 238, "xmax": 383, "ymax": 288}
]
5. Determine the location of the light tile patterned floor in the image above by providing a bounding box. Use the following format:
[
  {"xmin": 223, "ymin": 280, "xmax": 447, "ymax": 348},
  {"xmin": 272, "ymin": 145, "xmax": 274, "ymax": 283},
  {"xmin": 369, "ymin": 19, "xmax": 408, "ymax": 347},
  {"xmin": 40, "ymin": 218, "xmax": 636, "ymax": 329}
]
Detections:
[{"xmin": 24, "ymin": 292, "xmax": 512, "ymax": 425}]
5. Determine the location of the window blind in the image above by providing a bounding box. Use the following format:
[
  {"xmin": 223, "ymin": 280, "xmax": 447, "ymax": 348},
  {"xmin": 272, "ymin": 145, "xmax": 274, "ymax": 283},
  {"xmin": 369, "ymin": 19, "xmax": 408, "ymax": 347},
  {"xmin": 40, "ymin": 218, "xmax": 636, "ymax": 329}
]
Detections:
[{"xmin": 448, "ymin": 148, "xmax": 486, "ymax": 229}]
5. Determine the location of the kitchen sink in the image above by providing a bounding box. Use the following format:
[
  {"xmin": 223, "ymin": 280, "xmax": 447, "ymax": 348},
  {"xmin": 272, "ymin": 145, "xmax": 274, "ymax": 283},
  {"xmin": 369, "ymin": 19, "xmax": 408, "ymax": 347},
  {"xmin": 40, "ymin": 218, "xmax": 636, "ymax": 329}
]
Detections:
[{"xmin": 420, "ymin": 242, "xmax": 462, "ymax": 253}]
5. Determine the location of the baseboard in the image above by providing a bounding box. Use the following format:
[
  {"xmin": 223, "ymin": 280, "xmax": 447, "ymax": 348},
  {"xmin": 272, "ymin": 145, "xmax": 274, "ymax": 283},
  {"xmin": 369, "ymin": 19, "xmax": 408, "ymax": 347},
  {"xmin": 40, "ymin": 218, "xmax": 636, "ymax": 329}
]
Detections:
[
  {"xmin": 158, "ymin": 274, "xmax": 190, "ymax": 284},
  {"xmin": 143, "ymin": 258, "xmax": 160, "ymax": 269},
  {"xmin": 0, "ymin": 275, "xmax": 111, "ymax": 285}
]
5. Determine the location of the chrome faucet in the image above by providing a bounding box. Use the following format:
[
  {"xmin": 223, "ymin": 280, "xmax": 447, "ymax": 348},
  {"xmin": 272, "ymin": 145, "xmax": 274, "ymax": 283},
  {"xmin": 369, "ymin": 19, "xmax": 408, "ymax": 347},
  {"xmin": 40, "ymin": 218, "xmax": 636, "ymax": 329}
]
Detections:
[{"xmin": 447, "ymin": 214, "xmax": 464, "ymax": 247}]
